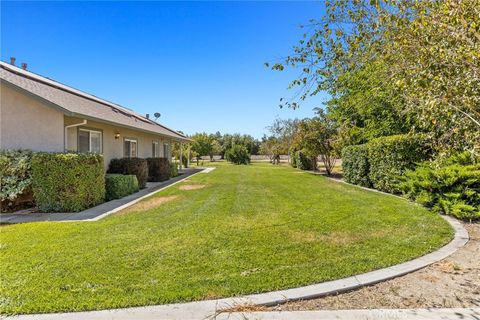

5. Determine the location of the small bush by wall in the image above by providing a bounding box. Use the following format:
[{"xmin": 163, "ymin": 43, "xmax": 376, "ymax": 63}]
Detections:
[
  {"xmin": 31, "ymin": 153, "xmax": 105, "ymax": 212},
  {"xmin": 0, "ymin": 149, "xmax": 34, "ymax": 212},
  {"xmin": 295, "ymin": 150, "xmax": 316, "ymax": 171},
  {"xmin": 342, "ymin": 145, "xmax": 371, "ymax": 187},
  {"xmin": 108, "ymin": 158, "xmax": 148, "ymax": 188},
  {"xmin": 367, "ymin": 134, "xmax": 431, "ymax": 193},
  {"xmin": 225, "ymin": 145, "xmax": 250, "ymax": 165},
  {"xmin": 170, "ymin": 162, "xmax": 179, "ymax": 177},
  {"xmin": 401, "ymin": 152, "xmax": 480, "ymax": 221},
  {"xmin": 105, "ymin": 174, "xmax": 139, "ymax": 201},
  {"xmin": 146, "ymin": 158, "xmax": 170, "ymax": 182}
]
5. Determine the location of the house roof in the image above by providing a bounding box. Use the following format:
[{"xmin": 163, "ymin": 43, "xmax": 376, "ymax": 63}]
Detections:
[{"xmin": 0, "ymin": 61, "xmax": 191, "ymax": 142}]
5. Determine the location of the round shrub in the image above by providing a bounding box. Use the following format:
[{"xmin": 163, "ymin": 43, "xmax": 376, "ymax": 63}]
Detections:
[
  {"xmin": 225, "ymin": 145, "xmax": 250, "ymax": 165},
  {"xmin": 105, "ymin": 174, "xmax": 139, "ymax": 201},
  {"xmin": 107, "ymin": 158, "xmax": 148, "ymax": 188},
  {"xmin": 401, "ymin": 152, "xmax": 480, "ymax": 221},
  {"xmin": 170, "ymin": 162, "xmax": 179, "ymax": 177}
]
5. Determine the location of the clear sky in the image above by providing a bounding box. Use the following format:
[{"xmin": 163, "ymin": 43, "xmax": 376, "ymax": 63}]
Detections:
[{"xmin": 1, "ymin": 1, "xmax": 328, "ymax": 138}]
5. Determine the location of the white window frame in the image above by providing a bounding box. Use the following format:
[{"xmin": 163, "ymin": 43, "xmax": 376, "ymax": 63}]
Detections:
[
  {"xmin": 124, "ymin": 138, "xmax": 138, "ymax": 158},
  {"xmin": 163, "ymin": 143, "xmax": 170, "ymax": 159},
  {"xmin": 152, "ymin": 140, "xmax": 160, "ymax": 158},
  {"xmin": 78, "ymin": 128, "xmax": 103, "ymax": 153}
]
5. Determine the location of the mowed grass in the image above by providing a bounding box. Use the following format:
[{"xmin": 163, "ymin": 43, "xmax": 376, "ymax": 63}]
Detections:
[{"xmin": 0, "ymin": 162, "xmax": 453, "ymax": 314}]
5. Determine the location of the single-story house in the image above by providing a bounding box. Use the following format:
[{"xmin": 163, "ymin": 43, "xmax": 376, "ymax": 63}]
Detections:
[{"xmin": 0, "ymin": 60, "xmax": 192, "ymax": 169}]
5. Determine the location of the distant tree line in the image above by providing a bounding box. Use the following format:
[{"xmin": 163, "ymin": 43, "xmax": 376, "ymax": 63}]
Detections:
[{"xmin": 173, "ymin": 132, "xmax": 261, "ymax": 166}]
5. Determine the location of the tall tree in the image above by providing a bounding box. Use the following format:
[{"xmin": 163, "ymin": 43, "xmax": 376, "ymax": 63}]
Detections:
[{"xmin": 269, "ymin": 0, "xmax": 480, "ymax": 154}]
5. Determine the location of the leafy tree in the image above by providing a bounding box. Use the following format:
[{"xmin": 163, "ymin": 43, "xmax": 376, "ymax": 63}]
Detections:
[
  {"xmin": 269, "ymin": 0, "xmax": 480, "ymax": 155},
  {"xmin": 209, "ymin": 139, "xmax": 222, "ymax": 161},
  {"xmin": 261, "ymin": 118, "xmax": 300, "ymax": 164},
  {"xmin": 191, "ymin": 133, "xmax": 213, "ymax": 165},
  {"xmin": 293, "ymin": 110, "xmax": 338, "ymax": 175}
]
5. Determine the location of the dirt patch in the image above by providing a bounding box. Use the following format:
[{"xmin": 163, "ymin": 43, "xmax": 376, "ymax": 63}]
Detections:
[
  {"xmin": 270, "ymin": 223, "xmax": 480, "ymax": 310},
  {"xmin": 222, "ymin": 304, "xmax": 270, "ymax": 313},
  {"xmin": 118, "ymin": 195, "xmax": 179, "ymax": 214},
  {"xmin": 178, "ymin": 184, "xmax": 206, "ymax": 190}
]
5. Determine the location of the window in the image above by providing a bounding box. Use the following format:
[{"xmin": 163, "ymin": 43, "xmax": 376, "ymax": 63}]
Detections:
[
  {"xmin": 124, "ymin": 138, "xmax": 138, "ymax": 158},
  {"xmin": 163, "ymin": 143, "xmax": 170, "ymax": 159},
  {"xmin": 152, "ymin": 141, "xmax": 160, "ymax": 157},
  {"xmin": 78, "ymin": 129, "xmax": 102, "ymax": 153}
]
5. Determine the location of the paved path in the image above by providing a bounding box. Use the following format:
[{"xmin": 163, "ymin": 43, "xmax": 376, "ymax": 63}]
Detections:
[
  {"xmin": 0, "ymin": 168, "xmax": 204, "ymax": 224},
  {"xmin": 219, "ymin": 308, "xmax": 480, "ymax": 320},
  {"xmin": 6, "ymin": 307, "xmax": 479, "ymax": 320}
]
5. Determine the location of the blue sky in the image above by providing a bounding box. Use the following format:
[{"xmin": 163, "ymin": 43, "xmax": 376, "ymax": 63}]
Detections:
[{"xmin": 1, "ymin": 1, "xmax": 328, "ymax": 138}]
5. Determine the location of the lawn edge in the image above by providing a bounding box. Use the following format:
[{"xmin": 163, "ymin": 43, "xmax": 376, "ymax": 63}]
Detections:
[{"xmin": 5, "ymin": 216, "xmax": 468, "ymax": 320}]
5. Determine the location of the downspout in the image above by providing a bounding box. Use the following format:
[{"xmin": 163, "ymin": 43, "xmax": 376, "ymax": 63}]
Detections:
[{"xmin": 64, "ymin": 119, "xmax": 87, "ymax": 151}]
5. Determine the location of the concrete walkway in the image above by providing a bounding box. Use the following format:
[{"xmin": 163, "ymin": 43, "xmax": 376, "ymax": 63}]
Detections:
[
  {"xmin": 218, "ymin": 308, "xmax": 480, "ymax": 320},
  {"xmin": 0, "ymin": 168, "xmax": 204, "ymax": 224},
  {"xmin": 3, "ymin": 216, "xmax": 468, "ymax": 320}
]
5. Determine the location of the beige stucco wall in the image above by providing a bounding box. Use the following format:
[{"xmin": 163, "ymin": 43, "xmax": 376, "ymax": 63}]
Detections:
[
  {"xmin": 65, "ymin": 116, "xmax": 174, "ymax": 169},
  {"xmin": 0, "ymin": 83, "xmax": 64, "ymax": 152}
]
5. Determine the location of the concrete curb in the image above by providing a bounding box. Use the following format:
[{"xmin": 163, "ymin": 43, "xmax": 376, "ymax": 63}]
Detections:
[{"xmin": 5, "ymin": 216, "xmax": 468, "ymax": 320}]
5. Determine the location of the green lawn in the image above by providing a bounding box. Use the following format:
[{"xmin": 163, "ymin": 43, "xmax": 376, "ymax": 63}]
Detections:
[{"xmin": 0, "ymin": 162, "xmax": 452, "ymax": 315}]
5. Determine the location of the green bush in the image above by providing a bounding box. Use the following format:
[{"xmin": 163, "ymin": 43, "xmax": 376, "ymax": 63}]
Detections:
[
  {"xmin": 31, "ymin": 153, "xmax": 105, "ymax": 212},
  {"xmin": 170, "ymin": 162, "xmax": 179, "ymax": 177},
  {"xmin": 367, "ymin": 134, "xmax": 431, "ymax": 193},
  {"xmin": 107, "ymin": 158, "xmax": 148, "ymax": 188},
  {"xmin": 289, "ymin": 149, "xmax": 297, "ymax": 168},
  {"xmin": 146, "ymin": 158, "xmax": 170, "ymax": 182},
  {"xmin": 401, "ymin": 152, "xmax": 480, "ymax": 221},
  {"xmin": 0, "ymin": 149, "xmax": 34, "ymax": 211},
  {"xmin": 225, "ymin": 145, "xmax": 250, "ymax": 165},
  {"xmin": 342, "ymin": 144, "xmax": 371, "ymax": 187},
  {"xmin": 295, "ymin": 150, "xmax": 316, "ymax": 170},
  {"xmin": 105, "ymin": 174, "xmax": 139, "ymax": 201}
]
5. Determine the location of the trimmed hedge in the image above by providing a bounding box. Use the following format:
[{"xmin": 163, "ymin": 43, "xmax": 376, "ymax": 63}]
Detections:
[
  {"xmin": 0, "ymin": 149, "xmax": 34, "ymax": 211},
  {"xmin": 342, "ymin": 134, "xmax": 430, "ymax": 193},
  {"xmin": 170, "ymin": 162, "xmax": 179, "ymax": 177},
  {"xmin": 108, "ymin": 158, "xmax": 148, "ymax": 188},
  {"xmin": 146, "ymin": 158, "xmax": 170, "ymax": 182},
  {"xmin": 289, "ymin": 149, "xmax": 297, "ymax": 168},
  {"xmin": 31, "ymin": 153, "xmax": 105, "ymax": 212},
  {"xmin": 367, "ymin": 134, "xmax": 431, "ymax": 193},
  {"xmin": 342, "ymin": 144, "xmax": 371, "ymax": 187},
  {"xmin": 105, "ymin": 174, "xmax": 139, "ymax": 201},
  {"xmin": 401, "ymin": 152, "xmax": 480, "ymax": 221},
  {"xmin": 295, "ymin": 150, "xmax": 316, "ymax": 171}
]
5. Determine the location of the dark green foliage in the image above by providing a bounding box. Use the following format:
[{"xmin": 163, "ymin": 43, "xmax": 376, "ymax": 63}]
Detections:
[
  {"xmin": 290, "ymin": 149, "xmax": 297, "ymax": 168},
  {"xmin": 146, "ymin": 158, "xmax": 170, "ymax": 182},
  {"xmin": 401, "ymin": 152, "xmax": 480, "ymax": 220},
  {"xmin": 295, "ymin": 150, "xmax": 316, "ymax": 170},
  {"xmin": 342, "ymin": 144, "xmax": 371, "ymax": 187},
  {"xmin": 108, "ymin": 158, "xmax": 148, "ymax": 188},
  {"xmin": 225, "ymin": 145, "xmax": 250, "ymax": 165},
  {"xmin": 31, "ymin": 153, "xmax": 105, "ymax": 212},
  {"xmin": 170, "ymin": 162, "xmax": 179, "ymax": 177},
  {"xmin": 367, "ymin": 134, "xmax": 431, "ymax": 193},
  {"xmin": 105, "ymin": 174, "xmax": 139, "ymax": 201},
  {"xmin": 0, "ymin": 149, "xmax": 34, "ymax": 211}
]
